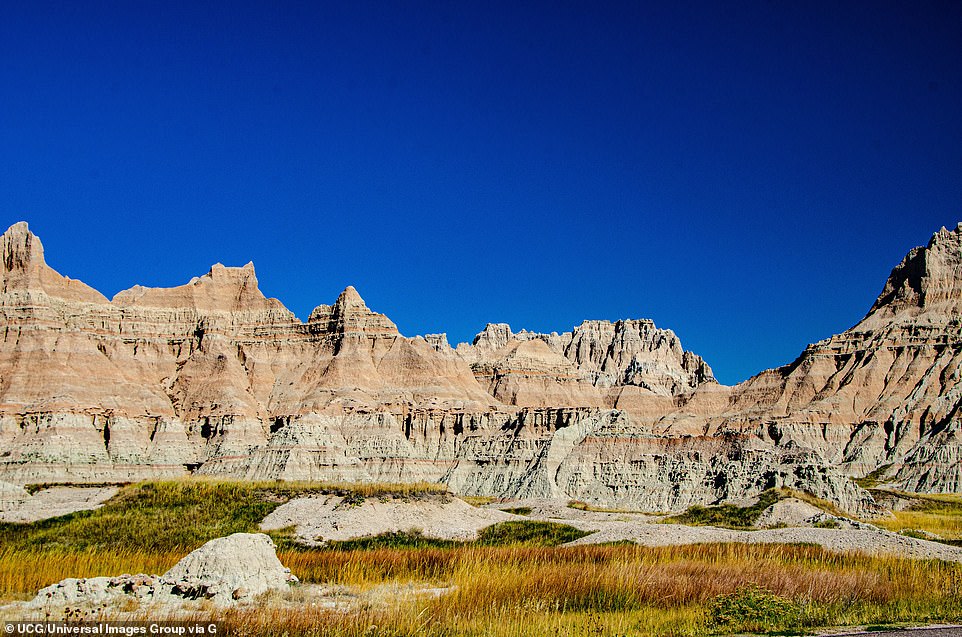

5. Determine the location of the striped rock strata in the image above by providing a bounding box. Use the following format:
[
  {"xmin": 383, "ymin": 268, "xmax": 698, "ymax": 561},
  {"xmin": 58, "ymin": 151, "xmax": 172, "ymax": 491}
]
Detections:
[{"xmin": 0, "ymin": 221, "xmax": 960, "ymax": 514}]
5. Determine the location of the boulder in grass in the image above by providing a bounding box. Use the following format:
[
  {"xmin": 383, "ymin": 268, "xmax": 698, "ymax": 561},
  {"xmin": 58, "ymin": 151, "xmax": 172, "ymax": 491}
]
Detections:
[{"xmin": 30, "ymin": 533, "xmax": 298, "ymax": 612}]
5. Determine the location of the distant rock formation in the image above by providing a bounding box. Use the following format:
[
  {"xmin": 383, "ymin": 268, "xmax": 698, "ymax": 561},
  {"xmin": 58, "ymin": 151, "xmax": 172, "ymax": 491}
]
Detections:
[
  {"xmin": 1, "ymin": 220, "xmax": 961, "ymax": 514},
  {"xmin": 454, "ymin": 318, "xmax": 715, "ymax": 409}
]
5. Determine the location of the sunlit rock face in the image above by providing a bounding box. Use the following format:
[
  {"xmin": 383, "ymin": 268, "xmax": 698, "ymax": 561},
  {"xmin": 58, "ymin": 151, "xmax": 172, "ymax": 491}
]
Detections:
[
  {"xmin": 700, "ymin": 224, "xmax": 962, "ymax": 495},
  {"xmin": 0, "ymin": 220, "xmax": 960, "ymax": 514}
]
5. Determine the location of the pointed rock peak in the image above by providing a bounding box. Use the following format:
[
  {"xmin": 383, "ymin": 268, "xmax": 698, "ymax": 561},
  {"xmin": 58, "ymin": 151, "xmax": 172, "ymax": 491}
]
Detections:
[
  {"xmin": 334, "ymin": 286, "xmax": 368, "ymax": 311},
  {"xmin": 2, "ymin": 220, "xmax": 45, "ymax": 272},
  {"xmin": 311, "ymin": 285, "xmax": 398, "ymax": 337},
  {"xmin": 867, "ymin": 223, "xmax": 962, "ymax": 318},
  {"xmin": 113, "ymin": 261, "xmax": 281, "ymax": 312},
  {"xmin": 4, "ymin": 221, "xmax": 31, "ymax": 237},
  {"xmin": 0, "ymin": 221, "xmax": 106, "ymax": 303}
]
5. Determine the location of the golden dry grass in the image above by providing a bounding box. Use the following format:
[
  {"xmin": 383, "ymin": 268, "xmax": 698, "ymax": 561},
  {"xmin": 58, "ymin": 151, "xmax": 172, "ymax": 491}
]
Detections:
[
  {"xmin": 871, "ymin": 492, "xmax": 962, "ymax": 540},
  {"xmin": 280, "ymin": 543, "xmax": 962, "ymax": 605},
  {"xmin": 0, "ymin": 548, "xmax": 184, "ymax": 601},
  {"xmin": 3, "ymin": 480, "xmax": 961, "ymax": 636},
  {"xmin": 209, "ymin": 543, "xmax": 962, "ymax": 636}
]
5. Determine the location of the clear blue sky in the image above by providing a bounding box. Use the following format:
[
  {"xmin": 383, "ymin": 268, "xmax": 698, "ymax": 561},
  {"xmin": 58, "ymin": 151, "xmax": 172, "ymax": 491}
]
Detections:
[{"xmin": 2, "ymin": 1, "xmax": 960, "ymax": 384}]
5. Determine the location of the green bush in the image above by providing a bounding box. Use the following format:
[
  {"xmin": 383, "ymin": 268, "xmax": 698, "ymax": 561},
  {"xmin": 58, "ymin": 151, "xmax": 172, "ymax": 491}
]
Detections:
[
  {"xmin": 475, "ymin": 520, "xmax": 590, "ymax": 547},
  {"xmin": 325, "ymin": 530, "xmax": 458, "ymax": 550},
  {"xmin": 666, "ymin": 490, "xmax": 783, "ymax": 529},
  {"xmin": 707, "ymin": 584, "xmax": 802, "ymax": 633},
  {"xmin": 812, "ymin": 518, "xmax": 841, "ymax": 529}
]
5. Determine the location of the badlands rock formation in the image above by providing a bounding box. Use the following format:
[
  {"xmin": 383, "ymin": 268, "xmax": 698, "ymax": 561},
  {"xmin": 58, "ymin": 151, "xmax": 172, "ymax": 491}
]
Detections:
[{"xmin": 0, "ymin": 220, "xmax": 960, "ymax": 514}]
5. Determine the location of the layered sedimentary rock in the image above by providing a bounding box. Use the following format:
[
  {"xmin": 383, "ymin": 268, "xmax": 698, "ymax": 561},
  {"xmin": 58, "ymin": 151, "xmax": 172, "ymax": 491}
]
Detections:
[
  {"xmin": 1, "ymin": 220, "xmax": 960, "ymax": 514},
  {"xmin": 454, "ymin": 319, "xmax": 715, "ymax": 407},
  {"xmin": 687, "ymin": 224, "xmax": 962, "ymax": 495}
]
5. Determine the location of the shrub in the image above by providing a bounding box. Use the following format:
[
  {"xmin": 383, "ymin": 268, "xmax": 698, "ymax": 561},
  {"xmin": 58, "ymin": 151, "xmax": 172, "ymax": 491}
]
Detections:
[
  {"xmin": 707, "ymin": 584, "xmax": 801, "ymax": 633},
  {"xmin": 665, "ymin": 490, "xmax": 783, "ymax": 529},
  {"xmin": 475, "ymin": 521, "xmax": 590, "ymax": 547}
]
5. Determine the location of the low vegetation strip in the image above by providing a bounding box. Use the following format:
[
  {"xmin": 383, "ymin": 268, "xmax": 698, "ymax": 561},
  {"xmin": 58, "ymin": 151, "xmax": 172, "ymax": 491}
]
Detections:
[
  {"xmin": 2, "ymin": 480, "xmax": 962, "ymax": 635},
  {"xmin": 663, "ymin": 489, "xmax": 783, "ymax": 529},
  {"xmin": 662, "ymin": 488, "xmax": 851, "ymax": 530},
  {"xmin": 0, "ymin": 479, "xmax": 446, "ymax": 553},
  {"xmin": 319, "ymin": 521, "xmax": 589, "ymax": 551},
  {"xmin": 871, "ymin": 490, "xmax": 962, "ymax": 541},
  {"xmin": 229, "ymin": 543, "xmax": 961, "ymax": 636}
]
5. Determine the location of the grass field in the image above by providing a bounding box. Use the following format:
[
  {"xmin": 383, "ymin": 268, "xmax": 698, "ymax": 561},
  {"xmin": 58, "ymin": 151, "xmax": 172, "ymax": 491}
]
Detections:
[
  {"xmin": 870, "ymin": 490, "xmax": 962, "ymax": 542},
  {"xmin": 0, "ymin": 480, "xmax": 960, "ymax": 636}
]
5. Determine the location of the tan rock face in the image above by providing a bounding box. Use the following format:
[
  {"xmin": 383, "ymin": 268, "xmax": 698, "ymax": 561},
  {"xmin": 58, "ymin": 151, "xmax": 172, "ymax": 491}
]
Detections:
[
  {"xmin": 453, "ymin": 318, "xmax": 715, "ymax": 410},
  {"xmin": 0, "ymin": 220, "xmax": 960, "ymax": 514},
  {"xmin": 697, "ymin": 223, "xmax": 962, "ymax": 494}
]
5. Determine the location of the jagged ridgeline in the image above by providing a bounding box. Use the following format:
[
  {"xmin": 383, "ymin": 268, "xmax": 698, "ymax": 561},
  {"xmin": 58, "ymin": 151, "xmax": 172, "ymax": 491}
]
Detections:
[{"xmin": 0, "ymin": 220, "xmax": 960, "ymax": 515}]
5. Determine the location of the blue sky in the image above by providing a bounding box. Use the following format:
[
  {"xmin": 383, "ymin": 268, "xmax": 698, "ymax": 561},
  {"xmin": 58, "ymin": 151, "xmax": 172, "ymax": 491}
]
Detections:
[{"xmin": 1, "ymin": 1, "xmax": 960, "ymax": 384}]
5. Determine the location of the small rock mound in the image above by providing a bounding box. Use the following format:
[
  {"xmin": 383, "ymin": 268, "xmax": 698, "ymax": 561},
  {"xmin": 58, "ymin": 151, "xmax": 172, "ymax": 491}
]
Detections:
[
  {"xmin": 30, "ymin": 533, "xmax": 296, "ymax": 613},
  {"xmin": 260, "ymin": 495, "xmax": 517, "ymax": 544},
  {"xmin": 0, "ymin": 486, "xmax": 118, "ymax": 523},
  {"xmin": 755, "ymin": 498, "xmax": 829, "ymax": 528}
]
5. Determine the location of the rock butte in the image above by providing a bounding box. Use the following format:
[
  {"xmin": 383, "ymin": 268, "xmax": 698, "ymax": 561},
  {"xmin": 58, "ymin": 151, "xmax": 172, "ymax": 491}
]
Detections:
[{"xmin": 1, "ymin": 220, "xmax": 961, "ymax": 514}]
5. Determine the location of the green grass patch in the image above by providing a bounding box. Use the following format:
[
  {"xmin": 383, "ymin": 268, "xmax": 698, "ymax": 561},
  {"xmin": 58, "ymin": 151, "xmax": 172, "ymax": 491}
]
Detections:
[
  {"xmin": 707, "ymin": 584, "xmax": 803, "ymax": 634},
  {"xmin": 475, "ymin": 520, "xmax": 590, "ymax": 547},
  {"xmin": 566, "ymin": 500, "xmax": 649, "ymax": 514},
  {"xmin": 0, "ymin": 479, "xmax": 447, "ymax": 553},
  {"xmin": 853, "ymin": 464, "xmax": 894, "ymax": 489},
  {"xmin": 869, "ymin": 489, "xmax": 962, "ymax": 540},
  {"xmin": 500, "ymin": 506, "xmax": 532, "ymax": 515},
  {"xmin": 324, "ymin": 530, "xmax": 460, "ymax": 551},
  {"xmin": 663, "ymin": 489, "xmax": 783, "ymax": 529},
  {"xmin": 320, "ymin": 521, "xmax": 589, "ymax": 550}
]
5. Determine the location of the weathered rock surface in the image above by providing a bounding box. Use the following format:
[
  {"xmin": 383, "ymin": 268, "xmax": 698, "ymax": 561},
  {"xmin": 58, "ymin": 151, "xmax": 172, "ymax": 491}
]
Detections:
[
  {"xmin": 0, "ymin": 220, "xmax": 960, "ymax": 515},
  {"xmin": 28, "ymin": 533, "xmax": 296, "ymax": 612},
  {"xmin": 260, "ymin": 494, "xmax": 518, "ymax": 544},
  {"xmin": 0, "ymin": 486, "xmax": 117, "ymax": 522},
  {"xmin": 692, "ymin": 224, "xmax": 962, "ymax": 496},
  {"xmin": 754, "ymin": 498, "xmax": 831, "ymax": 528},
  {"xmin": 160, "ymin": 533, "xmax": 297, "ymax": 603},
  {"xmin": 454, "ymin": 319, "xmax": 715, "ymax": 409},
  {"xmin": 0, "ymin": 480, "xmax": 27, "ymax": 508},
  {"xmin": 562, "ymin": 518, "xmax": 962, "ymax": 562}
]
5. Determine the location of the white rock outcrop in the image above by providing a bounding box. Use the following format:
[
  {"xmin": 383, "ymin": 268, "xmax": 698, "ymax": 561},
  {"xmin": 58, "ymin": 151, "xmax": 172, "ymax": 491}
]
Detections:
[
  {"xmin": 260, "ymin": 495, "xmax": 518, "ymax": 544},
  {"xmin": 29, "ymin": 533, "xmax": 297, "ymax": 612}
]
